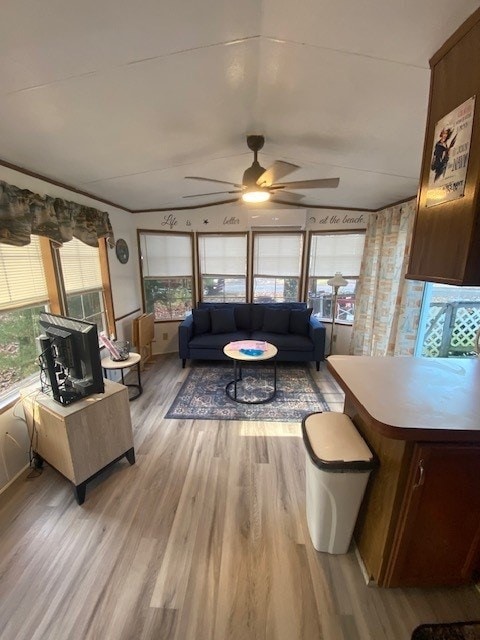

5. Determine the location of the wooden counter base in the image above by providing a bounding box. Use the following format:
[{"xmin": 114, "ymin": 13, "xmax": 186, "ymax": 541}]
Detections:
[{"xmin": 328, "ymin": 356, "xmax": 480, "ymax": 587}]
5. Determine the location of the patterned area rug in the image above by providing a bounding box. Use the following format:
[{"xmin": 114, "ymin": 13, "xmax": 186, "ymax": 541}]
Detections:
[
  {"xmin": 412, "ymin": 622, "xmax": 480, "ymax": 639},
  {"xmin": 166, "ymin": 362, "xmax": 329, "ymax": 422}
]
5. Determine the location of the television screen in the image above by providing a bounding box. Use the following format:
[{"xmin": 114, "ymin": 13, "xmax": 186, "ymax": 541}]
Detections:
[{"xmin": 38, "ymin": 312, "xmax": 105, "ymax": 405}]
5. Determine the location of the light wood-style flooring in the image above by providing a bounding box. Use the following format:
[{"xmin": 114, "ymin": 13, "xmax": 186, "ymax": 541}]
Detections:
[{"xmin": 0, "ymin": 354, "xmax": 479, "ymax": 640}]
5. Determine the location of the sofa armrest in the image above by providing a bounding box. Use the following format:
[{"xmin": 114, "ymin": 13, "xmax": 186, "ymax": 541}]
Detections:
[
  {"xmin": 178, "ymin": 314, "xmax": 194, "ymax": 359},
  {"xmin": 309, "ymin": 315, "xmax": 326, "ymax": 361}
]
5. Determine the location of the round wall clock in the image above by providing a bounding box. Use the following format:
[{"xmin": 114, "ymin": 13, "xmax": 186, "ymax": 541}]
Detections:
[{"xmin": 115, "ymin": 238, "xmax": 129, "ymax": 264}]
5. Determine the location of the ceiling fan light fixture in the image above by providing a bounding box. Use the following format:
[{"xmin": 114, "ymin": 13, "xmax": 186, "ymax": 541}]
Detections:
[
  {"xmin": 184, "ymin": 135, "xmax": 339, "ymax": 206},
  {"xmin": 242, "ymin": 189, "xmax": 270, "ymax": 203}
]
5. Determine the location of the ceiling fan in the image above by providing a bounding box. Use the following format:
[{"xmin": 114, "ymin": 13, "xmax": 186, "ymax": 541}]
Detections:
[{"xmin": 184, "ymin": 135, "xmax": 339, "ymax": 206}]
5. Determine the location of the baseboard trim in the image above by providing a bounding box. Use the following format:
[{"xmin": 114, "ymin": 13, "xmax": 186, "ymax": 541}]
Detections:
[
  {"xmin": 353, "ymin": 540, "xmax": 376, "ymax": 586},
  {"xmin": 0, "ymin": 464, "xmax": 29, "ymax": 496}
]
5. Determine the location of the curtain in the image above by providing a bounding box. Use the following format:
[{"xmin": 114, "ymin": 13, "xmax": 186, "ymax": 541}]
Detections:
[
  {"xmin": 351, "ymin": 199, "xmax": 425, "ymax": 356},
  {"xmin": 0, "ymin": 179, "xmax": 114, "ymax": 248}
]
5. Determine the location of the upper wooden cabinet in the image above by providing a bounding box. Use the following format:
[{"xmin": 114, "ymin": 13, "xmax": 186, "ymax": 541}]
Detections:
[{"xmin": 406, "ymin": 9, "xmax": 480, "ymax": 285}]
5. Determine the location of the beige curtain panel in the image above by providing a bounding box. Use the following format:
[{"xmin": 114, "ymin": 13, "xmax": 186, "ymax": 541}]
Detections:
[{"xmin": 0, "ymin": 179, "xmax": 114, "ymax": 248}]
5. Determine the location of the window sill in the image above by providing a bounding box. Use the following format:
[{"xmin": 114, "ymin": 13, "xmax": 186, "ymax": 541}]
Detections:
[{"xmin": 0, "ymin": 374, "xmax": 40, "ymax": 415}]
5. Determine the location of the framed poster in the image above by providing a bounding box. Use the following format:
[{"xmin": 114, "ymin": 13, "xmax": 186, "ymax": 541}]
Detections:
[{"xmin": 426, "ymin": 96, "xmax": 475, "ymax": 207}]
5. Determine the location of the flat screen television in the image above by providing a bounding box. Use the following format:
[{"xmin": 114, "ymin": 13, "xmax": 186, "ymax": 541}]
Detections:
[{"xmin": 38, "ymin": 312, "xmax": 105, "ymax": 405}]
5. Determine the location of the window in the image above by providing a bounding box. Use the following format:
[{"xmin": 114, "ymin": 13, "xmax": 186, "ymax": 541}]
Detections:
[
  {"xmin": 307, "ymin": 232, "xmax": 365, "ymax": 323},
  {"xmin": 58, "ymin": 237, "xmax": 107, "ymax": 333},
  {"xmin": 139, "ymin": 231, "xmax": 194, "ymax": 321},
  {"xmin": 252, "ymin": 232, "xmax": 304, "ymax": 303},
  {"xmin": 198, "ymin": 233, "xmax": 247, "ymax": 303},
  {"xmin": 415, "ymin": 283, "xmax": 480, "ymax": 357},
  {"xmin": 0, "ymin": 233, "xmax": 115, "ymax": 400},
  {"xmin": 0, "ymin": 236, "xmax": 49, "ymax": 395}
]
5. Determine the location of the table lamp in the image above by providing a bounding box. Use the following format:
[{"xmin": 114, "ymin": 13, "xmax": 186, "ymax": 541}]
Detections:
[{"xmin": 327, "ymin": 272, "xmax": 348, "ymax": 355}]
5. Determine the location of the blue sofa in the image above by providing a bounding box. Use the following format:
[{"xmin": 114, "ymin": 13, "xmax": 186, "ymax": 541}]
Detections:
[{"xmin": 178, "ymin": 302, "xmax": 326, "ymax": 370}]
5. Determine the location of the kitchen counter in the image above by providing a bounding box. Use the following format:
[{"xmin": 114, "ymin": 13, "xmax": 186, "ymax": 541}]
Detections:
[
  {"xmin": 326, "ymin": 355, "xmax": 480, "ymax": 587},
  {"xmin": 327, "ymin": 355, "xmax": 480, "ymax": 441}
]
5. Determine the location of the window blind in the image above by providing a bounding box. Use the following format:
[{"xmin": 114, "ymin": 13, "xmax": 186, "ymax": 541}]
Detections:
[
  {"xmin": 254, "ymin": 233, "xmax": 303, "ymax": 276},
  {"xmin": 140, "ymin": 233, "xmax": 192, "ymax": 277},
  {"xmin": 309, "ymin": 233, "xmax": 365, "ymax": 277},
  {"xmin": 0, "ymin": 235, "xmax": 49, "ymax": 310},
  {"xmin": 59, "ymin": 237, "xmax": 102, "ymax": 294},
  {"xmin": 198, "ymin": 235, "xmax": 247, "ymax": 275}
]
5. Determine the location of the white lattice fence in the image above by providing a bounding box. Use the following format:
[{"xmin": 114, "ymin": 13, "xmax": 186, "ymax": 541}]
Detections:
[
  {"xmin": 422, "ymin": 302, "xmax": 480, "ymax": 357},
  {"xmin": 423, "ymin": 309, "xmax": 443, "ymax": 356}
]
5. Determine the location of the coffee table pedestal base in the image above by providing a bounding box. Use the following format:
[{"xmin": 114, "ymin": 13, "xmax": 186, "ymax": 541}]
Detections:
[{"xmin": 225, "ymin": 359, "xmax": 277, "ymax": 405}]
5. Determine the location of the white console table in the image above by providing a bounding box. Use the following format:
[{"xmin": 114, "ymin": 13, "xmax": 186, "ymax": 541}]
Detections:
[{"xmin": 21, "ymin": 379, "xmax": 135, "ymax": 504}]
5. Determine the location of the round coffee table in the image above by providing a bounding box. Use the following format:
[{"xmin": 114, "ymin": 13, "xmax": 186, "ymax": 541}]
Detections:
[
  {"xmin": 223, "ymin": 340, "xmax": 278, "ymax": 404},
  {"xmin": 101, "ymin": 352, "xmax": 143, "ymax": 401}
]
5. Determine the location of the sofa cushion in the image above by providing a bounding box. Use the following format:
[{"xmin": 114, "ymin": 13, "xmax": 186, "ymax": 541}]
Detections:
[
  {"xmin": 289, "ymin": 308, "xmax": 313, "ymax": 336},
  {"xmin": 262, "ymin": 307, "xmax": 290, "ymax": 334},
  {"xmin": 251, "ymin": 331, "xmax": 313, "ymax": 352},
  {"xmin": 234, "ymin": 304, "xmax": 251, "ymax": 331},
  {"xmin": 189, "ymin": 331, "xmax": 250, "ymax": 348},
  {"xmin": 251, "ymin": 304, "xmax": 266, "ymax": 331},
  {"xmin": 192, "ymin": 308, "xmax": 211, "ymax": 335},
  {"xmin": 210, "ymin": 308, "xmax": 237, "ymax": 334}
]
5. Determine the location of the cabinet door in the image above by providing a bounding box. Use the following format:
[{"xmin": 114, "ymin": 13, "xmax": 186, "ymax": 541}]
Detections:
[
  {"xmin": 406, "ymin": 16, "xmax": 480, "ymax": 285},
  {"xmin": 385, "ymin": 443, "xmax": 480, "ymax": 587}
]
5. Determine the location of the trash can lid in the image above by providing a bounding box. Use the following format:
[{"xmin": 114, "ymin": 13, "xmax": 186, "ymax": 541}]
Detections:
[{"xmin": 302, "ymin": 412, "xmax": 376, "ymax": 471}]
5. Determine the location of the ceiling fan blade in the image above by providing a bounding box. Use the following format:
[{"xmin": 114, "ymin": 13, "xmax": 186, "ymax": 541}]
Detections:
[
  {"xmin": 256, "ymin": 161, "xmax": 300, "ymax": 187},
  {"xmin": 185, "ymin": 176, "xmax": 244, "ymax": 189},
  {"xmin": 183, "ymin": 190, "xmax": 242, "ymax": 199},
  {"xmin": 271, "ymin": 190, "xmax": 305, "ymax": 203},
  {"xmin": 271, "ymin": 177, "xmax": 340, "ymax": 190}
]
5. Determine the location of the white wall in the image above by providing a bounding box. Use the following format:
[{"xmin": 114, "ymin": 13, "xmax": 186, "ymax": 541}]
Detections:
[{"xmin": 0, "ymin": 404, "xmax": 30, "ymax": 492}]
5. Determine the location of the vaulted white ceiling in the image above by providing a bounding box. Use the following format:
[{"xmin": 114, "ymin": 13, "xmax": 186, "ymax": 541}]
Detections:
[{"xmin": 0, "ymin": 0, "xmax": 479, "ymax": 212}]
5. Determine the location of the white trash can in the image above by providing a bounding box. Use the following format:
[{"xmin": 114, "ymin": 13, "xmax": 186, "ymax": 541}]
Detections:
[{"xmin": 302, "ymin": 412, "xmax": 377, "ymax": 554}]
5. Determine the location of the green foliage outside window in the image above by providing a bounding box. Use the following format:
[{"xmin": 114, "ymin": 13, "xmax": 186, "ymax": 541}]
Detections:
[
  {"xmin": 144, "ymin": 277, "xmax": 193, "ymax": 321},
  {"xmin": 66, "ymin": 291, "xmax": 105, "ymax": 331},
  {"xmin": 0, "ymin": 306, "xmax": 45, "ymax": 393},
  {"xmin": 283, "ymin": 278, "xmax": 298, "ymax": 302}
]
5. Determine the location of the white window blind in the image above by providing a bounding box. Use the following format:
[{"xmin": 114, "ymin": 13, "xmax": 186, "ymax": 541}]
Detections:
[
  {"xmin": 198, "ymin": 235, "xmax": 247, "ymax": 275},
  {"xmin": 309, "ymin": 233, "xmax": 365, "ymax": 277},
  {"xmin": 59, "ymin": 237, "xmax": 102, "ymax": 294},
  {"xmin": 0, "ymin": 235, "xmax": 49, "ymax": 310},
  {"xmin": 254, "ymin": 233, "xmax": 303, "ymax": 276},
  {"xmin": 140, "ymin": 233, "xmax": 192, "ymax": 277}
]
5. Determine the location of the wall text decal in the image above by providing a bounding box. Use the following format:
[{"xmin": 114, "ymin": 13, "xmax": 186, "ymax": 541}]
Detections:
[
  {"xmin": 161, "ymin": 214, "xmax": 178, "ymax": 229},
  {"xmin": 223, "ymin": 216, "xmax": 240, "ymax": 225}
]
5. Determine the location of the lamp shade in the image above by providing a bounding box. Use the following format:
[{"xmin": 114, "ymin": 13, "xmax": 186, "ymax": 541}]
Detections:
[{"xmin": 327, "ymin": 272, "xmax": 348, "ymax": 288}]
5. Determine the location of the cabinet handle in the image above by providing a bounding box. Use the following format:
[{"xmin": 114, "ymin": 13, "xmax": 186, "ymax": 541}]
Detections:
[{"xmin": 413, "ymin": 459, "xmax": 425, "ymax": 489}]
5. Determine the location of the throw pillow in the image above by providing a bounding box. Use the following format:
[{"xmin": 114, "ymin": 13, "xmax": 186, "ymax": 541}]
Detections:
[
  {"xmin": 251, "ymin": 304, "xmax": 265, "ymax": 331},
  {"xmin": 262, "ymin": 307, "xmax": 290, "ymax": 334},
  {"xmin": 289, "ymin": 308, "xmax": 313, "ymax": 336},
  {"xmin": 210, "ymin": 308, "xmax": 237, "ymax": 334},
  {"xmin": 234, "ymin": 305, "xmax": 251, "ymax": 331},
  {"xmin": 192, "ymin": 308, "xmax": 211, "ymax": 335}
]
